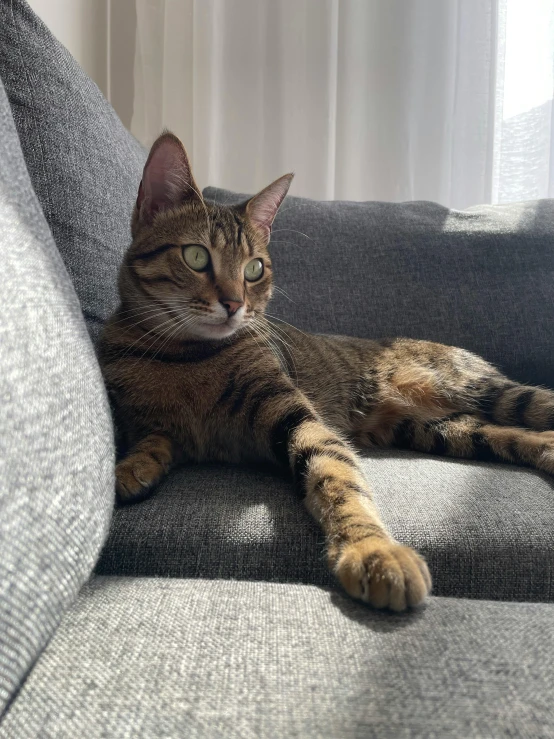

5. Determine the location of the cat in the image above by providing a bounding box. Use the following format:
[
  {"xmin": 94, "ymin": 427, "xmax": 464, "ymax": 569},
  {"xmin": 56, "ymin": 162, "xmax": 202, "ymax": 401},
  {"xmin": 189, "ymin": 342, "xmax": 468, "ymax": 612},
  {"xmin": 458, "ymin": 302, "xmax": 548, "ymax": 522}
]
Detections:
[{"xmin": 99, "ymin": 131, "xmax": 554, "ymax": 612}]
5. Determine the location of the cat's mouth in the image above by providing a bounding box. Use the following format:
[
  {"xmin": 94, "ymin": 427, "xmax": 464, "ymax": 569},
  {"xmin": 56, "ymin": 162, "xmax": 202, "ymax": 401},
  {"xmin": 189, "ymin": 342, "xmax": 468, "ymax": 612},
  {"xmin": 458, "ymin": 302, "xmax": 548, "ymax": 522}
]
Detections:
[
  {"xmin": 194, "ymin": 314, "xmax": 245, "ymax": 340},
  {"xmin": 161, "ymin": 302, "xmax": 248, "ymax": 341}
]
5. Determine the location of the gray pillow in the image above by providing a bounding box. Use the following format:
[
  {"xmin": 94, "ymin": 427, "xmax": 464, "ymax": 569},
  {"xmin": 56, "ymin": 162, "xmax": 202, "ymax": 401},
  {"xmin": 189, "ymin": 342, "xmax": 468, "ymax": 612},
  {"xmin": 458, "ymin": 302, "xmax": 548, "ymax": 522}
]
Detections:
[
  {"xmin": 204, "ymin": 187, "xmax": 554, "ymax": 388},
  {"xmin": 0, "ymin": 80, "xmax": 114, "ymax": 716},
  {"xmin": 0, "ymin": 0, "xmax": 146, "ymax": 344}
]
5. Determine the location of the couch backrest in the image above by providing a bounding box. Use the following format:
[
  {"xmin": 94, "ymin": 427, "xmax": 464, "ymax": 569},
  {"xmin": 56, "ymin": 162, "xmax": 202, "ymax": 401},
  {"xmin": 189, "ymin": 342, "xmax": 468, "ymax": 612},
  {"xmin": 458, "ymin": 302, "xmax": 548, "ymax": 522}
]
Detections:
[
  {"xmin": 205, "ymin": 187, "xmax": 554, "ymax": 388},
  {"xmin": 0, "ymin": 0, "xmax": 146, "ymax": 346}
]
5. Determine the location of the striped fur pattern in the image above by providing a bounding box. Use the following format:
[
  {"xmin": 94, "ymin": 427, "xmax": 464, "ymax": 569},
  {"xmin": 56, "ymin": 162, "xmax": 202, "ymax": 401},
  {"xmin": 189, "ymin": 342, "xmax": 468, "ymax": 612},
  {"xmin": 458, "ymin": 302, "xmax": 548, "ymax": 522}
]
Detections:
[{"xmin": 99, "ymin": 133, "xmax": 554, "ymax": 611}]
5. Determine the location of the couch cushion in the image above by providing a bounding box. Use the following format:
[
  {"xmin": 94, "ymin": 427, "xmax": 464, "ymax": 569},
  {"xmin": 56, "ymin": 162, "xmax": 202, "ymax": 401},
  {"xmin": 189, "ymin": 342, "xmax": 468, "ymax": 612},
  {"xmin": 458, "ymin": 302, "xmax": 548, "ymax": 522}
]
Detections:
[
  {"xmin": 96, "ymin": 451, "xmax": 554, "ymax": 602},
  {"xmin": 0, "ymin": 80, "xmax": 114, "ymax": 716},
  {"xmin": 2, "ymin": 577, "xmax": 552, "ymax": 738},
  {"xmin": 204, "ymin": 187, "xmax": 554, "ymax": 389},
  {"xmin": 0, "ymin": 0, "xmax": 146, "ymax": 344}
]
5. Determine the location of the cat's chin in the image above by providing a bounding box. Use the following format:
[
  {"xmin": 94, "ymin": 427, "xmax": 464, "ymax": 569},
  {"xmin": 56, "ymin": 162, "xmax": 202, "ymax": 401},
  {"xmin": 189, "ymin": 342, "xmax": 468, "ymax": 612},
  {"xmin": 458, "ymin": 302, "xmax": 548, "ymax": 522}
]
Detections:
[{"xmin": 192, "ymin": 321, "xmax": 242, "ymax": 341}]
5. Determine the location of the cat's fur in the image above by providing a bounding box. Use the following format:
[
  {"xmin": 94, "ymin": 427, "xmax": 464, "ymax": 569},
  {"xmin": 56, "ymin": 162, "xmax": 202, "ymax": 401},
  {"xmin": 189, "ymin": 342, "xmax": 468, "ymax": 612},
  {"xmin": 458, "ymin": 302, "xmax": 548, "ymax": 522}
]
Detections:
[{"xmin": 99, "ymin": 132, "xmax": 554, "ymax": 611}]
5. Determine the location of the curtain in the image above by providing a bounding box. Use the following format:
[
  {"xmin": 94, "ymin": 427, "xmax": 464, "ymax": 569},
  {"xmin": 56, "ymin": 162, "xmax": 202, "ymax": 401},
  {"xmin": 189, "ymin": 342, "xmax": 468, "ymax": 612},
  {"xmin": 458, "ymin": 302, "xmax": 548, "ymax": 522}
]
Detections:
[{"xmin": 131, "ymin": 0, "xmax": 554, "ymax": 209}]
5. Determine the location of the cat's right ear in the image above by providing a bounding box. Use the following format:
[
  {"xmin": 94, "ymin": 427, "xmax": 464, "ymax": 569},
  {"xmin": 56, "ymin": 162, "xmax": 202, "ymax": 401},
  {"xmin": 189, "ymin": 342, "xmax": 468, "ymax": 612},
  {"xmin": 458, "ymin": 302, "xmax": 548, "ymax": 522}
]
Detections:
[
  {"xmin": 135, "ymin": 132, "xmax": 202, "ymax": 226},
  {"xmin": 245, "ymin": 173, "xmax": 294, "ymax": 241}
]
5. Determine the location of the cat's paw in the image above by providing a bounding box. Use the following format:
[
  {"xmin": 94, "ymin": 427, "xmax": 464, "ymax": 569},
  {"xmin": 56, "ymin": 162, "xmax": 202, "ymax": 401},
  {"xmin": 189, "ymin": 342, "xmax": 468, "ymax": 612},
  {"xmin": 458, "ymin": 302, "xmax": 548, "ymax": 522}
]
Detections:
[
  {"xmin": 115, "ymin": 453, "xmax": 165, "ymax": 504},
  {"xmin": 335, "ymin": 539, "xmax": 431, "ymax": 611}
]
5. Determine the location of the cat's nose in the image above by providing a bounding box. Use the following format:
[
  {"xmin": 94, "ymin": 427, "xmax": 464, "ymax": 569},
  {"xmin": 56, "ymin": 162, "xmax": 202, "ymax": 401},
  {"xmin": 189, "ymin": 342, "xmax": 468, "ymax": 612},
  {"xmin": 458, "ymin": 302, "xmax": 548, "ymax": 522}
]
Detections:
[{"xmin": 220, "ymin": 298, "xmax": 243, "ymax": 316}]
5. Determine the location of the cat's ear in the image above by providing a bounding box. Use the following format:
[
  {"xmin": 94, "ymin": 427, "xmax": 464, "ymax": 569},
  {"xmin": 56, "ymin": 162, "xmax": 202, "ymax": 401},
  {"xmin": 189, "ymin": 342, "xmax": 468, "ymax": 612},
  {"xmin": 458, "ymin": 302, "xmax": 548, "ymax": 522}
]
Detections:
[
  {"xmin": 245, "ymin": 173, "xmax": 294, "ymax": 239},
  {"xmin": 136, "ymin": 132, "xmax": 202, "ymax": 224}
]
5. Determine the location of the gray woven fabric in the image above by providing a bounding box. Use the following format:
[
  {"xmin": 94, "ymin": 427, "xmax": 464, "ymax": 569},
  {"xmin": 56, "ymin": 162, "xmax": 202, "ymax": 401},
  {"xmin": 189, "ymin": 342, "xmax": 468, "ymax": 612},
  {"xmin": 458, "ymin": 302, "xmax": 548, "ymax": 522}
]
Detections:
[
  {"xmin": 0, "ymin": 0, "xmax": 146, "ymax": 344},
  {"xmin": 97, "ymin": 450, "xmax": 554, "ymax": 602},
  {"xmin": 0, "ymin": 80, "xmax": 114, "ymax": 716},
  {"xmin": 1, "ymin": 577, "xmax": 553, "ymax": 738},
  {"xmin": 205, "ymin": 187, "xmax": 554, "ymax": 388}
]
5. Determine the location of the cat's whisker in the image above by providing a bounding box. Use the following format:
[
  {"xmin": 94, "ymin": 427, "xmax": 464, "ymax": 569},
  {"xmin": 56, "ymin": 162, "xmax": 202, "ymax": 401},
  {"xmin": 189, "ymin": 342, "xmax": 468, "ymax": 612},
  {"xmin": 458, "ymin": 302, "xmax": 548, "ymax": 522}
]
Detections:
[
  {"xmin": 115, "ymin": 295, "xmax": 198, "ymax": 316},
  {"xmin": 115, "ymin": 304, "xmax": 189, "ymax": 323},
  {"xmin": 270, "ymin": 228, "xmax": 314, "ymax": 242},
  {"xmin": 117, "ymin": 303, "xmax": 199, "ymax": 357},
  {"xmin": 247, "ymin": 323, "xmax": 288, "ymax": 373},
  {"xmin": 250, "ymin": 317, "xmax": 297, "ymax": 379},
  {"xmin": 253, "ymin": 317, "xmax": 295, "ymax": 355},
  {"xmin": 114, "ymin": 308, "xmax": 189, "ymax": 334},
  {"xmin": 115, "ymin": 307, "xmax": 190, "ymax": 325},
  {"xmin": 244, "ymin": 323, "xmax": 268, "ymax": 361},
  {"xmin": 117, "ymin": 314, "xmax": 180, "ymax": 360},
  {"xmin": 132, "ymin": 310, "xmax": 201, "ymax": 363},
  {"xmin": 272, "ymin": 285, "xmax": 294, "ymax": 303},
  {"xmin": 147, "ymin": 314, "xmax": 199, "ymax": 362},
  {"xmin": 264, "ymin": 313, "xmax": 311, "ymax": 340},
  {"xmin": 116, "ymin": 296, "xmax": 195, "ymax": 313},
  {"xmin": 261, "ymin": 319, "xmax": 302, "ymax": 353},
  {"xmin": 119, "ymin": 315, "xmax": 170, "ymax": 334},
  {"xmin": 257, "ymin": 316, "xmax": 296, "ymax": 347},
  {"xmin": 260, "ymin": 326, "xmax": 298, "ymax": 382},
  {"xmin": 117, "ymin": 306, "xmax": 181, "ymax": 327},
  {"xmin": 255, "ymin": 317, "xmax": 300, "ymax": 376},
  {"xmin": 267, "ymin": 239, "xmax": 299, "ymax": 248}
]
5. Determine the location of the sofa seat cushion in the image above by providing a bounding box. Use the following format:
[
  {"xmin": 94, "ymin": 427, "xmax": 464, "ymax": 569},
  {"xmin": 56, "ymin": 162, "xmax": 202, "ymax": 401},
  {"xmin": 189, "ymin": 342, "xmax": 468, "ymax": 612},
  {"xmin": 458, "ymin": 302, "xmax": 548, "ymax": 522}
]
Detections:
[
  {"xmin": 204, "ymin": 187, "xmax": 554, "ymax": 389},
  {"xmin": 96, "ymin": 450, "xmax": 554, "ymax": 602},
  {"xmin": 0, "ymin": 0, "xmax": 146, "ymax": 344},
  {"xmin": 2, "ymin": 576, "xmax": 553, "ymax": 738}
]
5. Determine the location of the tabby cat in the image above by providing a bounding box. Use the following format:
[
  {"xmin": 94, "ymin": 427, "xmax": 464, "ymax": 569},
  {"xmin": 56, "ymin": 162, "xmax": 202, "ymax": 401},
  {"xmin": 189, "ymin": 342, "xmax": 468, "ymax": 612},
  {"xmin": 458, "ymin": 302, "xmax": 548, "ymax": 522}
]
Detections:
[{"xmin": 99, "ymin": 132, "xmax": 554, "ymax": 612}]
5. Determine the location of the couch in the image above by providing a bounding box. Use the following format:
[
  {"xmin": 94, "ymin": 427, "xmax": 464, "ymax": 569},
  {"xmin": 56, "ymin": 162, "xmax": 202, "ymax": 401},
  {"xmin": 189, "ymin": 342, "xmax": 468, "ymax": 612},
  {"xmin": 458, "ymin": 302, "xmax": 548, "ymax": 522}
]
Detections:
[{"xmin": 1, "ymin": 2, "xmax": 553, "ymax": 737}]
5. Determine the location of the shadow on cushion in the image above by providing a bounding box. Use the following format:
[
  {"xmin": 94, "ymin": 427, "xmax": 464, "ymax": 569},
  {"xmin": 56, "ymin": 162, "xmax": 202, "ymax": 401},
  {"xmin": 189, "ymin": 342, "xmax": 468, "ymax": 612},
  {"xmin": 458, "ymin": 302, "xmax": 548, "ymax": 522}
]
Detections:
[{"xmin": 96, "ymin": 450, "xmax": 554, "ymax": 602}]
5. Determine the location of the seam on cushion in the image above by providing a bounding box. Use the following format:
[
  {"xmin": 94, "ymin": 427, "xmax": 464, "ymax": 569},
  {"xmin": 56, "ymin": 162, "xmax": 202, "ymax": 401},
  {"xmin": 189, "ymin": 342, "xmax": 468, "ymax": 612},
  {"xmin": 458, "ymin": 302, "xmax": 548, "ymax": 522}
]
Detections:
[{"xmin": 10, "ymin": 0, "xmax": 53, "ymax": 219}]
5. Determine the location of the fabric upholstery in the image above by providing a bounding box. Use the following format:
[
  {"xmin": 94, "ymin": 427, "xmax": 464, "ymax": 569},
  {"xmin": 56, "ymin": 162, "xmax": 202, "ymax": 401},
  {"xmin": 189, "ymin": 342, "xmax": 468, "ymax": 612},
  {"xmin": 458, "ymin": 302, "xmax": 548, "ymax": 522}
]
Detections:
[
  {"xmin": 97, "ymin": 450, "xmax": 554, "ymax": 602},
  {"xmin": 205, "ymin": 187, "xmax": 554, "ymax": 389},
  {"xmin": 0, "ymin": 80, "xmax": 114, "ymax": 716},
  {"xmin": 0, "ymin": 0, "xmax": 146, "ymax": 344},
  {"xmin": 1, "ymin": 577, "xmax": 553, "ymax": 738}
]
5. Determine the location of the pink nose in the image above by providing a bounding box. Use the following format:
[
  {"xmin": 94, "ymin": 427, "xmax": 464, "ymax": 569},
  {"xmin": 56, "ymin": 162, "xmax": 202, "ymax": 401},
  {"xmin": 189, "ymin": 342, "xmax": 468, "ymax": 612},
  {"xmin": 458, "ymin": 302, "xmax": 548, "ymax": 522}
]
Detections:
[{"xmin": 220, "ymin": 298, "xmax": 243, "ymax": 316}]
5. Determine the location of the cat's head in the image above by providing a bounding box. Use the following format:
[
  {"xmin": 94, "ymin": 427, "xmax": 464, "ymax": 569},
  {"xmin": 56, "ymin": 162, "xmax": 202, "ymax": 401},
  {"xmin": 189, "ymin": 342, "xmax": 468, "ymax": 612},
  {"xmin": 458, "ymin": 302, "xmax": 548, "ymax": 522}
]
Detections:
[{"xmin": 120, "ymin": 132, "xmax": 293, "ymax": 341}]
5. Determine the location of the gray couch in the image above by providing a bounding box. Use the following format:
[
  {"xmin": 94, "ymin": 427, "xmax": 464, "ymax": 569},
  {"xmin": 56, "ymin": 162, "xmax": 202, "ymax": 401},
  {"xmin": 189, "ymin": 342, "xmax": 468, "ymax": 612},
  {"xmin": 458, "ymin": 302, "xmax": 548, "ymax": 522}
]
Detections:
[{"xmin": 1, "ymin": 2, "xmax": 553, "ymax": 737}]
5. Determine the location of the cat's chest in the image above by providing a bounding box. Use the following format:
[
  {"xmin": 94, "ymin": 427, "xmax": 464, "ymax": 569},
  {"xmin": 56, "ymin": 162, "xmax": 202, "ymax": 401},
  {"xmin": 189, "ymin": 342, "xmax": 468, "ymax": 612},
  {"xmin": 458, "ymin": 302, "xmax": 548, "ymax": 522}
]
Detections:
[
  {"xmin": 117, "ymin": 357, "xmax": 257, "ymax": 462},
  {"xmin": 130, "ymin": 361, "xmax": 219, "ymax": 418}
]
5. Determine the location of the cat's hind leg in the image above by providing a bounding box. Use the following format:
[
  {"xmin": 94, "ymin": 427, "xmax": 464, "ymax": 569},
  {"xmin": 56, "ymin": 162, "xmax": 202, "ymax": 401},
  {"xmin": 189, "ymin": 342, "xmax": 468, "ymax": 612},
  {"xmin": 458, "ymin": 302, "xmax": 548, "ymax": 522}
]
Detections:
[
  {"xmin": 116, "ymin": 432, "xmax": 175, "ymax": 503},
  {"xmin": 392, "ymin": 413, "xmax": 554, "ymax": 475},
  {"xmin": 350, "ymin": 339, "xmax": 554, "ymax": 442},
  {"xmin": 475, "ymin": 379, "xmax": 554, "ymax": 431},
  {"xmin": 396, "ymin": 340, "xmax": 554, "ymax": 431}
]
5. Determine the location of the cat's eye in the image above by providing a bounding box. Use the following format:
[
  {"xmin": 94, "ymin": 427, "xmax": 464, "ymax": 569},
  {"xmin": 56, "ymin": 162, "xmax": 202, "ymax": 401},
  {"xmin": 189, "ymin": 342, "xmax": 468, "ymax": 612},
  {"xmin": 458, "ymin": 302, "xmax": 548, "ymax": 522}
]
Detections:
[
  {"xmin": 244, "ymin": 258, "xmax": 264, "ymax": 282},
  {"xmin": 183, "ymin": 244, "xmax": 210, "ymax": 271}
]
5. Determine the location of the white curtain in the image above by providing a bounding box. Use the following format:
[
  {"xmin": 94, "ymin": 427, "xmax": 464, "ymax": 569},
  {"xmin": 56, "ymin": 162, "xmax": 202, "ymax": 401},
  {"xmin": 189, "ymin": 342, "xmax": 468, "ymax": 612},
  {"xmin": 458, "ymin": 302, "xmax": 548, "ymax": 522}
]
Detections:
[{"xmin": 131, "ymin": 0, "xmax": 554, "ymax": 209}]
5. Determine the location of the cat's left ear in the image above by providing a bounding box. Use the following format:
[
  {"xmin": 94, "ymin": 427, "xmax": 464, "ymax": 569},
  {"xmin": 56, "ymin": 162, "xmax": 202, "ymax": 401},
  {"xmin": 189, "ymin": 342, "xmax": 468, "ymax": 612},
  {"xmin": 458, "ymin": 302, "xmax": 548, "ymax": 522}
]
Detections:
[{"xmin": 245, "ymin": 173, "xmax": 294, "ymax": 240}]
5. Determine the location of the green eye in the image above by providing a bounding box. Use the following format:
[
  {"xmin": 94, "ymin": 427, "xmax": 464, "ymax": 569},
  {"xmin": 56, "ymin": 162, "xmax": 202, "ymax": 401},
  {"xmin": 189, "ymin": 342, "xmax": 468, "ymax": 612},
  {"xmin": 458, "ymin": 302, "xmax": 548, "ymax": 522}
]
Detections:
[
  {"xmin": 244, "ymin": 258, "xmax": 264, "ymax": 282},
  {"xmin": 183, "ymin": 245, "xmax": 210, "ymax": 271}
]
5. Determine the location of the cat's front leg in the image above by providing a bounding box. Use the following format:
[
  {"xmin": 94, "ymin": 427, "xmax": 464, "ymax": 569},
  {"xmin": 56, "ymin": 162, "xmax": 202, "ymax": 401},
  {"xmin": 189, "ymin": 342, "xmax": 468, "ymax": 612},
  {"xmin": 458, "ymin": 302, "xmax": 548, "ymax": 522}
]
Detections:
[
  {"xmin": 115, "ymin": 432, "xmax": 175, "ymax": 503},
  {"xmin": 263, "ymin": 395, "xmax": 432, "ymax": 610}
]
